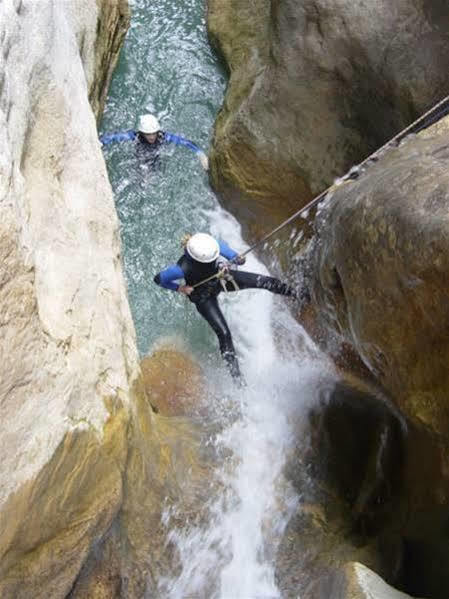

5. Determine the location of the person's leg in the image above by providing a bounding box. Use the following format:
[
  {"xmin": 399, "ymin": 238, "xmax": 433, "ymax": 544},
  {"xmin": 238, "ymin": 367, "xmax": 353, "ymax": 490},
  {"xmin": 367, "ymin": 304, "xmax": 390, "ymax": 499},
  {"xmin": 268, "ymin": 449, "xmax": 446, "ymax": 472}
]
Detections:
[
  {"xmin": 225, "ymin": 270, "xmax": 295, "ymax": 296},
  {"xmin": 195, "ymin": 297, "xmax": 242, "ymax": 379}
]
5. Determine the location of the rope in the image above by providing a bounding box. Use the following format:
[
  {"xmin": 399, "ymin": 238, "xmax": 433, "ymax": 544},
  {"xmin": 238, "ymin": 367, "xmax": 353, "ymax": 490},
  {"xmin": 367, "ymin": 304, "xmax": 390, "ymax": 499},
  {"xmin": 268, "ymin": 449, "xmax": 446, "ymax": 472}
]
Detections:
[
  {"xmin": 191, "ymin": 266, "xmax": 238, "ymax": 289},
  {"xmin": 238, "ymin": 93, "xmax": 449, "ymax": 259},
  {"xmin": 192, "ymin": 93, "xmax": 449, "ymax": 289}
]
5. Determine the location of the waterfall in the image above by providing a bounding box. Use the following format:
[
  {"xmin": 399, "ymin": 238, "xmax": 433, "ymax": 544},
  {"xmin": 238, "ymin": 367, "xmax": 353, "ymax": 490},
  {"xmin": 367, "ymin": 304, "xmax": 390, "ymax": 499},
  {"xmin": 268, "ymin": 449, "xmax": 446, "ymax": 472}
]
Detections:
[
  {"xmin": 158, "ymin": 208, "xmax": 327, "ymax": 598},
  {"xmin": 101, "ymin": 1, "xmax": 331, "ymax": 596}
]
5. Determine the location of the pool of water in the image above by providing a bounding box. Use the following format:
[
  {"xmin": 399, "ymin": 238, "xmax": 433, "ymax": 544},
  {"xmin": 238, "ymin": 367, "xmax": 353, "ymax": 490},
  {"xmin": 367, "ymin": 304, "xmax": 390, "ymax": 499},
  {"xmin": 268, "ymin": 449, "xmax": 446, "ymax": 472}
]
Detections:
[
  {"xmin": 100, "ymin": 0, "xmax": 227, "ymax": 358},
  {"xmin": 100, "ymin": 2, "xmax": 328, "ymax": 597}
]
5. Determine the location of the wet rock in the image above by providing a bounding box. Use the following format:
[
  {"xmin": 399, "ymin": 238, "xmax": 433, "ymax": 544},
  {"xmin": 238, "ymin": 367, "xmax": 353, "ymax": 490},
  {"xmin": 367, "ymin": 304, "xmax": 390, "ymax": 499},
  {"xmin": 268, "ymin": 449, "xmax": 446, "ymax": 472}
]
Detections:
[
  {"xmin": 69, "ymin": 381, "xmax": 212, "ymax": 598},
  {"xmin": 308, "ymin": 118, "xmax": 449, "ymax": 437},
  {"xmin": 118, "ymin": 389, "xmax": 214, "ymax": 597},
  {"xmin": 315, "ymin": 562, "xmax": 418, "ymax": 599},
  {"xmin": 140, "ymin": 346, "xmax": 206, "ymax": 417},
  {"xmin": 67, "ymin": 527, "xmax": 123, "ymax": 598},
  {"xmin": 277, "ymin": 377, "xmax": 406, "ymax": 597},
  {"xmin": 207, "ymin": 0, "xmax": 449, "ymax": 235},
  {"xmin": 296, "ymin": 117, "xmax": 449, "ymax": 598}
]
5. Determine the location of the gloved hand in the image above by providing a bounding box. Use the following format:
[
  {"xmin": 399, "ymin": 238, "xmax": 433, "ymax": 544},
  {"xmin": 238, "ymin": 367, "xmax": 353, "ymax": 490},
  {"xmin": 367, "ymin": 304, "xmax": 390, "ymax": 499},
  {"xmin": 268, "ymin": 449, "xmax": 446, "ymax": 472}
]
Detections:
[
  {"xmin": 234, "ymin": 255, "xmax": 246, "ymax": 265},
  {"xmin": 198, "ymin": 151, "xmax": 209, "ymax": 171},
  {"xmin": 217, "ymin": 261, "xmax": 230, "ymax": 275}
]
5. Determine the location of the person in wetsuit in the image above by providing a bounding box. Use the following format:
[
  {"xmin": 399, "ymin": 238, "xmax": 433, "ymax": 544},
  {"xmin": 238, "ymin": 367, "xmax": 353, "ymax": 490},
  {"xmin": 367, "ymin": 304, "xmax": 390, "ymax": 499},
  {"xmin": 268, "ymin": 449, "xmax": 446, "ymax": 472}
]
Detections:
[
  {"xmin": 99, "ymin": 114, "xmax": 209, "ymax": 171},
  {"xmin": 153, "ymin": 233, "xmax": 295, "ymax": 380}
]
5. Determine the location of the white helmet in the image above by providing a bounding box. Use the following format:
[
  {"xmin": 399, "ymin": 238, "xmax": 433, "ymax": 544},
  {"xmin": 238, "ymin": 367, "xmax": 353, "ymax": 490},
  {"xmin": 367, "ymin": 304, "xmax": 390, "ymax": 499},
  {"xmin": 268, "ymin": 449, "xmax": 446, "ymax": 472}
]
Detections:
[
  {"xmin": 186, "ymin": 233, "xmax": 220, "ymax": 263},
  {"xmin": 137, "ymin": 114, "xmax": 160, "ymax": 134}
]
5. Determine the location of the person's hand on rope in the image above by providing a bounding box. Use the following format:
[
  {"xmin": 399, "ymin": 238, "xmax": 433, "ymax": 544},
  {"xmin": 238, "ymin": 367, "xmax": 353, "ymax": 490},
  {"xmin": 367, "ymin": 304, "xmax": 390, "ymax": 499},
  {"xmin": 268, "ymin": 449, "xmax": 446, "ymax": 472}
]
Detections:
[
  {"xmin": 178, "ymin": 285, "xmax": 193, "ymax": 295},
  {"xmin": 234, "ymin": 255, "xmax": 246, "ymax": 265}
]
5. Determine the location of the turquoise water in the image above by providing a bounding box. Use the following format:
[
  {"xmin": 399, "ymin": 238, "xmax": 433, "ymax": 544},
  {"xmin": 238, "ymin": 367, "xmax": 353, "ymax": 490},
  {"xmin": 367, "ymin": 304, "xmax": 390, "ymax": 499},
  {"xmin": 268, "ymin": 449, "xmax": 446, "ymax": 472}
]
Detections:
[
  {"xmin": 100, "ymin": 0, "xmax": 227, "ymax": 357},
  {"xmin": 100, "ymin": 2, "xmax": 327, "ymax": 596}
]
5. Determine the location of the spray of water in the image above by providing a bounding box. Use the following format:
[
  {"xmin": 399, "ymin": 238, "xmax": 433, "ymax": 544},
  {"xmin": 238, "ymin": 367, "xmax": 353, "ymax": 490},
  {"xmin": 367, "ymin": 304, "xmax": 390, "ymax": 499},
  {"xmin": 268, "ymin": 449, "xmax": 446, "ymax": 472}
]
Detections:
[
  {"xmin": 101, "ymin": 2, "xmax": 332, "ymax": 595},
  {"xmin": 157, "ymin": 208, "xmax": 328, "ymax": 598}
]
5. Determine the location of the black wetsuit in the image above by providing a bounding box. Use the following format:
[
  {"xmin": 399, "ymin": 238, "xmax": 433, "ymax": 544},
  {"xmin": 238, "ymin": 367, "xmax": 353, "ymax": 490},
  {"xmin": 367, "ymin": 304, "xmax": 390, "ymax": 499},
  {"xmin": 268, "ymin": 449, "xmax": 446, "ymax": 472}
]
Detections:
[
  {"xmin": 135, "ymin": 131, "xmax": 165, "ymax": 168},
  {"xmin": 154, "ymin": 250, "xmax": 294, "ymax": 380}
]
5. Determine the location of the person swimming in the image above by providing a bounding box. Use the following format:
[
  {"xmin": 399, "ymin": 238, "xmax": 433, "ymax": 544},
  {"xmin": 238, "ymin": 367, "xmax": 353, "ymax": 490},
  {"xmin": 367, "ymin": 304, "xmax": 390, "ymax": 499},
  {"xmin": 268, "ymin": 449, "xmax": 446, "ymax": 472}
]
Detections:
[{"xmin": 100, "ymin": 113, "xmax": 209, "ymax": 171}]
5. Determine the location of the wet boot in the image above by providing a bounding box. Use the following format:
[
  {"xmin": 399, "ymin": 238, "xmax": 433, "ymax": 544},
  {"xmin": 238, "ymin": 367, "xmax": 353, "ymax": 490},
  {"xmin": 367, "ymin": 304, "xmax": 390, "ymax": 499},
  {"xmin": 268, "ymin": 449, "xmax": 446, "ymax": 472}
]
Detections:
[{"xmin": 222, "ymin": 350, "xmax": 245, "ymax": 386}]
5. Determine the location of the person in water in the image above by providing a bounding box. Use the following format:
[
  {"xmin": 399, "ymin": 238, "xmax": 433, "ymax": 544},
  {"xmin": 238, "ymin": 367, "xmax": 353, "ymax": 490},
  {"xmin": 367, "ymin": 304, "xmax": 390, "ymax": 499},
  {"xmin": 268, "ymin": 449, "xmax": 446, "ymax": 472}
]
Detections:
[
  {"xmin": 153, "ymin": 233, "xmax": 295, "ymax": 380},
  {"xmin": 99, "ymin": 113, "xmax": 209, "ymax": 171}
]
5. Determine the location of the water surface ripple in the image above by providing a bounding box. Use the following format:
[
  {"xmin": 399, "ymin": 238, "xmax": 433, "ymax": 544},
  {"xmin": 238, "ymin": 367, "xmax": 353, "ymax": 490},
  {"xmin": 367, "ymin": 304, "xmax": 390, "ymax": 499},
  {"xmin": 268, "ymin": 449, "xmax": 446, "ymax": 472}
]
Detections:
[{"xmin": 101, "ymin": 2, "xmax": 329, "ymax": 597}]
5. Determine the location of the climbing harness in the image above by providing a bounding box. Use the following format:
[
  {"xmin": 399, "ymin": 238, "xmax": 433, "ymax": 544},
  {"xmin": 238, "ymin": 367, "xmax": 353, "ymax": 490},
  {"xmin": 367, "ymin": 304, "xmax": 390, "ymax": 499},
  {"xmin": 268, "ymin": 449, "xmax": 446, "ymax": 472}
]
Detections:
[
  {"xmin": 219, "ymin": 269, "xmax": 240, "ymax": 301},
  {"xmin": 191, "ymin": 263, "xmax": 239, "ymax": 290},
  {"xmin": 192, "ymin": 93, "xmax": 449, "ymax": 290}
]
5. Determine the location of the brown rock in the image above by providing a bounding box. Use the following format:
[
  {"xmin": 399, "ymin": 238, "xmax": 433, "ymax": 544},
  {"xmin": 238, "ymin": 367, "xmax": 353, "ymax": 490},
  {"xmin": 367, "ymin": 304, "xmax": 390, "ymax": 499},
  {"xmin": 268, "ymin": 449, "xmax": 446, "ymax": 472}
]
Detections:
[
  {"xmin": 113, "ymin": 380, "xmax": 213, "ymax": 597},
  {"xmin": 140, "ymin": 347, "xmax": 206, "ymax": 417},
  {"xmin": 0, "ymin": 404, "xmax": 129, "ymax": 598},
  {"xmin": 277, "ymin": 377, "xmax": 405, "ymax": 597},
  {"xmin": 68, "ymin": 379, "xmax": 212, "ymax": 598},
  {"xmin": 207, "ymin": 0, "xmax": 449, "ymax": 236},
  {"xmin": 296, "ymin": 116, "xmax": 449, "ymax": 598},
  {"xmin": 308, "ymin": 119, "xmax": 449, "ymax": 437},
  {"xmin": 87, "ymin": 0, "xmax": 131, "ymax": 121}
]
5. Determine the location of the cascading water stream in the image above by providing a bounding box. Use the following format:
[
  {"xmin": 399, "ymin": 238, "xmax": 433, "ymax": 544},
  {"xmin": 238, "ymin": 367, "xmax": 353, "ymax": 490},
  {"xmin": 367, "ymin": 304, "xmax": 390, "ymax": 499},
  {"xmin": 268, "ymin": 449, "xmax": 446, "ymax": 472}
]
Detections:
[
  {"xmin": 101, "ymin": 1, "xmax": 331, "ymax": 596},
  {"xmin": 157, "ymin": 210, "xmax": 326, "ymax": 599}
]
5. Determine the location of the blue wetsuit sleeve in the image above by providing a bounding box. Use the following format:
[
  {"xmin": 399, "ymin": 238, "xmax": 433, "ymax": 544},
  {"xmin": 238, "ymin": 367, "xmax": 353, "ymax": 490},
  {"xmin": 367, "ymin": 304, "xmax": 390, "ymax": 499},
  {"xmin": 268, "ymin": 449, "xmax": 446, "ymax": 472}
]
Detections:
[
  {"xmin": 153, "ymin": 264, "xmax": 185, "ymax": 291},
  {"xmin": 218, "ymin": 240, "xmax": 239, "ymax": 261},
  {"xmin": 99, "ymin": 130, "xmax": 137, "ymax": 145},
  {"xmin": 164, "ymin": 131, "xmax": 201, "ymax": 153}
]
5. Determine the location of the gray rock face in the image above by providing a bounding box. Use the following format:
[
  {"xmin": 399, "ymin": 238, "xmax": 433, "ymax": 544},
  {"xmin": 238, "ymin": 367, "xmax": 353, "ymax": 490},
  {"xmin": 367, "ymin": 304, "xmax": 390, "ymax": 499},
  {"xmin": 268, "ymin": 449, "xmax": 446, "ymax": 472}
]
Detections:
[
  {"xmin": 208, "ymin": 0, "xmax": 449, "ymax": 233},
  {"xmin": 0, "ymin": 0, "xmax": 135, "ymax": 595}
]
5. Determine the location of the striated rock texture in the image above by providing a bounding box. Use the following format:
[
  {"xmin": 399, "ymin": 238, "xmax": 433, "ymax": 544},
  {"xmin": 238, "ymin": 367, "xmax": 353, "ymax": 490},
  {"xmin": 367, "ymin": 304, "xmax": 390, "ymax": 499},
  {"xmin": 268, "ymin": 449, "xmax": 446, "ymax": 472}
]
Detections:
[
  {"xmin": 0, "ymin": 0, "xmax": 133, "ymax": 595},
  {"xmin": 0, "ymin": 2, "xmax": 207, "ymax": 598},
  {"xmin": 207, "ymin": 0, "xmax": 449, "ymax": 236},
  {"xmin": 298, "ymin": 117, "xmax": 449, "ymax": 598},
  {"xmin": 88, "ymin": 0, "xmax": 131, "ymax": 121}
]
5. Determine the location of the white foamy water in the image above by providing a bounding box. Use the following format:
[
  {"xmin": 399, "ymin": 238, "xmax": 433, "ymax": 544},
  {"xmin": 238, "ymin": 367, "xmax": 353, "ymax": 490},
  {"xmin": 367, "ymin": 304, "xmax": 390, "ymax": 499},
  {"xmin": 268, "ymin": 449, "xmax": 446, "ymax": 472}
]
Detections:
[
  {"xmin": 158, "ymin": 208, "xmax": 328, "ymax": 599},
  {"xmin": 101, "ymin": 1, "xmax": 332, "ymax": 595}
]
